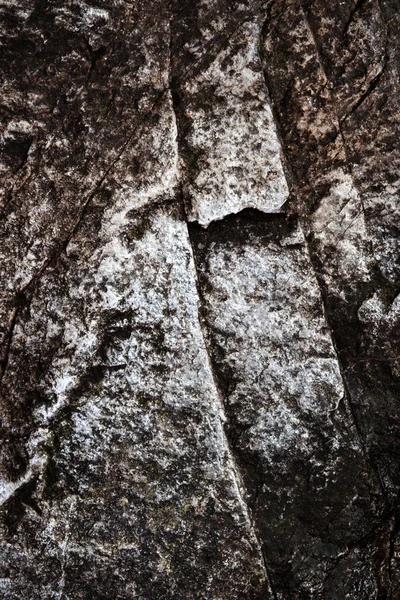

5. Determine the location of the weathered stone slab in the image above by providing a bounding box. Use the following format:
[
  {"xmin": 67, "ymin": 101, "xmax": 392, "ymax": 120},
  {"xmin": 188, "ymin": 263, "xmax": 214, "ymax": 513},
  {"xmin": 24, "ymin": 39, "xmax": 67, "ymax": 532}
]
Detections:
[
  {"xmin": 171, "ymin": 16, "xmax": 288, "ymax": 226},
  {"xmin": 190, "ymin": 211, "xmax": 383, "ymax": 598},
  {"xmin": 0, "ymin": 201, "xmax": 270, "ymax": 599}
]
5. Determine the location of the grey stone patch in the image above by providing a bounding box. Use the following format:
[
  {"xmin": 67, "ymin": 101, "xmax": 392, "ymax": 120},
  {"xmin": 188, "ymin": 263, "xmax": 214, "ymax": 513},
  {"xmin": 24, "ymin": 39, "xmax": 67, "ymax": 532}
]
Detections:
[
  {"xmin": 190, "ymin": 213, "xmax": 383, "ymax": 597},
  {"xmin": 310, "ymin": 168, "xmax": 373, "ymax": 298},
  {"xmin": 179, "ymin": 20, "xmax": 289, "ymax": 226},
  {"xmin": 0, "ymin": 204, "xmax": 270, "ymax": 599}
]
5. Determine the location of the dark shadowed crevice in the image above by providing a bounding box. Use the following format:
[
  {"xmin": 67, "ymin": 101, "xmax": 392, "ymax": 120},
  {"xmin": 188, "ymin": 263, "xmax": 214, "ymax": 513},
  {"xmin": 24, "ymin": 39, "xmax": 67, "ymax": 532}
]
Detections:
[
  {"xmin": 259, "ymin": 0, "xmax": 390, "ymax": 497},
  {"xmin": 0, "ymin": 307, "xmax": 19, "ymax": 388}
]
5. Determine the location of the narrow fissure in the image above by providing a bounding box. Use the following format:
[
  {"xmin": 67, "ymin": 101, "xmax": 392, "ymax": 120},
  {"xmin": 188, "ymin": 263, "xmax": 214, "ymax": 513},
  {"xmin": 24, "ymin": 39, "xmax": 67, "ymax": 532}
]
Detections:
[
  {"xmin": 168, "ymin": 13, "xmax": 276, "ymax": 597},
  {"xmin": 258, "ymin": 6, "xmax": 392, "ymax": 510}
]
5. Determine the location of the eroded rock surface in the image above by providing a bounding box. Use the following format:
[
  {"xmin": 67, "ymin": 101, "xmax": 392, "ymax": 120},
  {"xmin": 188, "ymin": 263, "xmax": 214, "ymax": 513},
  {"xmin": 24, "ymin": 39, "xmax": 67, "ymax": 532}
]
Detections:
[
  {"xmin": 171, "ymin": 17, "xmax": 289, "ymax": 226},
  {"xmin": 190, "ymin": 212, "xmax": 384, "ymax": 598},
  {"xmin": 1, "ymin": 0, "xmax": 399, "ymax": 598}
]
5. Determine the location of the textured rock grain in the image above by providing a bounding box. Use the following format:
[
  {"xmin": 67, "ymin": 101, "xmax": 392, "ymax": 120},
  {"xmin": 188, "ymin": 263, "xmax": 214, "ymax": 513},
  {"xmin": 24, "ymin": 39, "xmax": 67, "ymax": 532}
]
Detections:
[
  {"xmin": 1, "ymin": 202, "xmax": 270, "ymax": 599},
  {"xmin": 172, "ymin": 18, "xmax": 289, "ymax": 226},
  {"xmin": 190, "ymin": 212, "xmax": 383, "ymax": 598},
  {"xmin": 1, "ymin": 0, "xmax": 400, "ymax": 598}
]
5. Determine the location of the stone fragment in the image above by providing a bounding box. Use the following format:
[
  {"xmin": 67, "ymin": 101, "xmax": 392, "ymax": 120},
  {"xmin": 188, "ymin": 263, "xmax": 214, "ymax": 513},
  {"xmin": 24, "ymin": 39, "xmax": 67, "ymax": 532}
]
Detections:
[
  {"xmin": 173, "ymin": 19, "xmax": 289, "ymax": 226},
  {"xmin": 0, "ymin": 201, "xmax": 271, "ymax": 598}
]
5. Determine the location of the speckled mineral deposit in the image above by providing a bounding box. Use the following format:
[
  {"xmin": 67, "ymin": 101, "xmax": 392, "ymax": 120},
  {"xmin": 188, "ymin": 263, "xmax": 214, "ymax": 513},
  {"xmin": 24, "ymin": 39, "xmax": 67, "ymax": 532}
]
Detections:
[{"xmin": 1, "ymin": 0, "xmax": 400, "ymax": 598}]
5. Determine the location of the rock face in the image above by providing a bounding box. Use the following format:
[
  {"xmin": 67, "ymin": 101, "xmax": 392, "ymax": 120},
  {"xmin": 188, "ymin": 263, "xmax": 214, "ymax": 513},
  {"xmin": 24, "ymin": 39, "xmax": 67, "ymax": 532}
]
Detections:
[{"xmin": 0, "ymin": 1, "xmax": 399, "ymax": 599}]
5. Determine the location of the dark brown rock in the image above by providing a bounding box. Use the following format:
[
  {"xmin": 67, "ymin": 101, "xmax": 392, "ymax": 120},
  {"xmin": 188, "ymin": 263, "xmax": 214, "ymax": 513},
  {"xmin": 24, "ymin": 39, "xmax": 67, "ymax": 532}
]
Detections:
[{"xmin": 1, "ymin": 0, "xmax": 399, "ymax": 598}]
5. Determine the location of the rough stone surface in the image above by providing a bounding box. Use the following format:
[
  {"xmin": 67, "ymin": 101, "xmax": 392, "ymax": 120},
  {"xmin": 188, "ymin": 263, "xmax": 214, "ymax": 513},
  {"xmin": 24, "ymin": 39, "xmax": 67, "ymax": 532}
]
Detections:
[
  {"xmin": 172, "ymin": 18, "xmax": 289, "ymax": 226},
  {"xmin": 190, "ymin": 212, "xmax": 384, "ymax": 598},
  {"xmin": 1, "ymin": 0, "xmax": 400, "ymax": 598},
  {"xmin": 1, "ymin": 201, "xmax": 270, "ymax": 599}
]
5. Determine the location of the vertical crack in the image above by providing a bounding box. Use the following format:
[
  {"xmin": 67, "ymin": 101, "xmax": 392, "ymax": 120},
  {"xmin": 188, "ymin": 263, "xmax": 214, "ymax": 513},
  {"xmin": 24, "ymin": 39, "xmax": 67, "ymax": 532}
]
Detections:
[
  {"xmin": 167, "ymin": 13, "xmax": 276, "ymax": 597},
  {"xmin": 258, "ymin": 4, "xmax": 297, "ymax": 205}
]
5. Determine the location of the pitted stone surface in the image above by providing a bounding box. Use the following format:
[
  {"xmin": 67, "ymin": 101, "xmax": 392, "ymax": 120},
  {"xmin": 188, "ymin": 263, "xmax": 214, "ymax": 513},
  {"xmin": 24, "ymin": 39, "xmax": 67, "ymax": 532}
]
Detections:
[
  {"xmin": 176, "ymin": 19, "xmax": 289, "ymax": 226},
  {"xmin": 1, "ymin": 0, "xmax": 400, "ymax": 598}
]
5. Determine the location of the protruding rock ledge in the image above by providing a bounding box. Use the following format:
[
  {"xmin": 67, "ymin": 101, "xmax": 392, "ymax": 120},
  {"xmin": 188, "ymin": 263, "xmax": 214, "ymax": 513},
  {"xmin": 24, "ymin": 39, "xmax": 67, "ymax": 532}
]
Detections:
[{"xmin": 173, "ymin": 20, "xmax": 289, "ymax": 227}]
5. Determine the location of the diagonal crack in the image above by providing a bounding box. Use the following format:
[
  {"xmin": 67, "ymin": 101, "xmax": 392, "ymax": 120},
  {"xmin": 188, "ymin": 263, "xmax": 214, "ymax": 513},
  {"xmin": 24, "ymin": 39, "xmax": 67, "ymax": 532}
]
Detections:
[
  {"xmin": 340, "ymin": 56, "xmax": 388, "ymax": 123},
  {"xmin": 342, "ymin": 0, "xmax": 370, "ymax": 36},
  {"xmin": 186, "ymin": 217, "xmax": 277, "ymax": 598},
  {"xmin": 258, "ymin": 6, "xmax": 389, "ymax": 510},
  {"xmin": 0, "ymin": 90, "xmax": 170, "ymax": 390}
]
